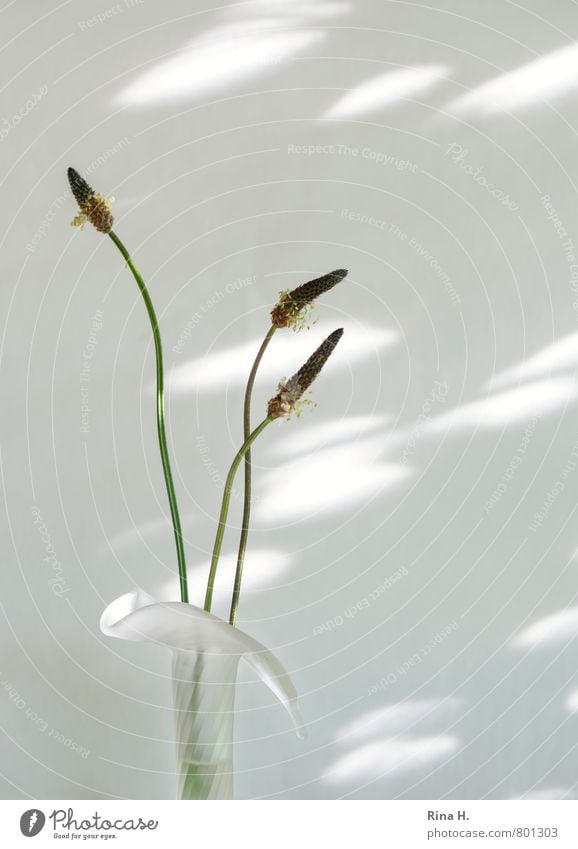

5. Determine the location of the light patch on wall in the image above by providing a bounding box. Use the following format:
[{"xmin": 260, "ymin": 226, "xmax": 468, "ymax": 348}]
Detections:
[
  {"xmin": 272, "ymin": 414, "xmax": 390, "ymax": 458},
  {"xmin": 256, "ymin": 437, "xmax": 411, "ymax": 522},
  {"xmin": 168, "ymin": 325, "xmax": 396, "ymax": 392},
  {"xmin": 334, "ymin": 698, "xmax": 462, "ymax": 743},
  {"xmin": 426, "ymin": 378, "xmax": 577, "ymax": 433},
  {"xmin": 485, "ymin": 332, "xmax": 578, "ymax": 392},
  {"xmin": 449, "ymin": 43, "xmax": 578, "ymax": 113},
  {"xmin": 103, "ymin": 512, "xmax": 192, "ymax": 554},
  {"xmin": 510, "ymin": 788, "xmax": 574, "ymax": 800},
  {"xmin": 325, "ymin": 65, "xmax": 448, "ymax": 119},
  {"xmin": 158, "ymin": 549, "xmax": 294, "ymax": 605},
  {"xmin": 511, "ymin": 606, "xmax": 578, "ymax": 649},
  {"xmin": 324, "ymin": 735, "xmax": 458, "ymax": 782},
  {"xmin": 244, "ymin": 0, "xmax": 350, "ymax": 16},
  {"xmin": 116, "ymin": 19, "xmax": 324, "ymax": 107}
]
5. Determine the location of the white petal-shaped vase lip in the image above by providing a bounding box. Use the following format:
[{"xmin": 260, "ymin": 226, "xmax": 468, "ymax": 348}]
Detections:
[
  {"xmin": 100, "ymin": 590, "xmax": 305, "ymax": 738},
  {"xmin": 100, "ymin": 588, "xmax": 157, "ymax": 635},
  {"xmin": 101, "ymin": 590, "xmax": 262, "ymax": 654}
]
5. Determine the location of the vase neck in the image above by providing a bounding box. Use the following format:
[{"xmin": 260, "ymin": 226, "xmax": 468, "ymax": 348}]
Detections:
[{"xmin": 172, "ymin": 651, "xmax": 240, "ymax": 800}]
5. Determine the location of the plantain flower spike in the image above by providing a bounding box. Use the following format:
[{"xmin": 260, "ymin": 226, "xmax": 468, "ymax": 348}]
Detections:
[
  {"xmin": 68, "ymin": 167, "xmax": 114, "ymax": 233},
  {"xmin": 271, "ymin": 268, "xmax": 348, "ymax": 331},
  {"xmin": 268, "ymin": 328, "xmax": 344, "ymax": 419}
]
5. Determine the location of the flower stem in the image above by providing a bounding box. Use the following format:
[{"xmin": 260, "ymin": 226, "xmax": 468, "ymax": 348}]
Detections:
[
  {"xmin": 204, "ymin": 416, "xmax": 273, "ymax": 613},
  {"xmin": 108, "ymin": 230, "xmax": 189, "ymax": 604},
  {"xmin": 229, "ymin": 325, "xmax": 277, "ymax": 625}
]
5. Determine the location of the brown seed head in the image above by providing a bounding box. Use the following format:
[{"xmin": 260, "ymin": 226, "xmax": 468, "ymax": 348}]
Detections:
[
  {"xmin": 267, "ymin": 328, "xmax": 344, "ymax": 419},
  {"xmin": 271, "ymin": 269, "xmax": 348, "ymax": 329},
  {"xmin": 68, "ymin": 167, "xmax": 114, "ymax": 233}
]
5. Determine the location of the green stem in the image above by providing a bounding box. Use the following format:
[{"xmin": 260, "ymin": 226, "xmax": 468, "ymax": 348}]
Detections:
[
  {"xmin": 108, "ymin": 230, "xmax": 189, "ymax": 604},
  {"xmin": 230, "ymin": 325, "xmax": 277, "ymax": 625},
  {"xmin": 204, "ymin": 416, "xmax": 273, "ymax": 613}
]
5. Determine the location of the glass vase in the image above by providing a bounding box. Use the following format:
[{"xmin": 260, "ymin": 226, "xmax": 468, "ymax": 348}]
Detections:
[{"xmin": 101, "ymin": 589, "xmax": 303, "ymax": 800}]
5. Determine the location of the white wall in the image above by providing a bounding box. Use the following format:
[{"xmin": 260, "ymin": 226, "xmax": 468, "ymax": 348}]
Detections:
[{"xmin": 1, "ymin": 0, "xmax": 577, "ymax": 799}]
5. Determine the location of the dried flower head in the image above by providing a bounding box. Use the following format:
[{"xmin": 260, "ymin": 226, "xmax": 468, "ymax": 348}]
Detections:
[
  {"xmin": 68, "ymin": 167, "xmax": 114, "ymax": 233},
  {"xmin": 268, "ymin": 328, "xmax": 344, "ymax": 419},
  {"xmin": 271, "ymin": 269, "xmax": 348, "ymax": 330}
]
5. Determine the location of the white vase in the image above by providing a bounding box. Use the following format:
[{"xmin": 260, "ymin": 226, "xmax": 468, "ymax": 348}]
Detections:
[{"xmin": 101, "ymin": 590, "xmax": 304, "ymax": 800}]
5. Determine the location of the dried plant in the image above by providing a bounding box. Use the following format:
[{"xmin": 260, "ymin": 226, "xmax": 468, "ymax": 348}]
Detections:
[
  {"xmin": 68, "ymin": 167, "xmax": 189, "ymax": 603},
  {"xmin": 271, "ymin": 269, "xmax": 348, "ymax": 330},
  {"xmin": 231, "ymin": 273, "xmax": 347, "ymax": 624},
  {"xmin": 67, "ymin": 166, "xmax": 357, "ymax": 805},
  {"xmin": 68, "ymin": 168, "xmax": 115, "ymax": 233},
  {"xmin": 68, "ymin": 167, "xmax": 350, "ymax": 625},
  {"xmin": 204, "ymin": 329, "xmax": 344, "ymax": 615},
  {"xmin": 267, "ymin": 328, "xmax": 344, "ymax": 419}
]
